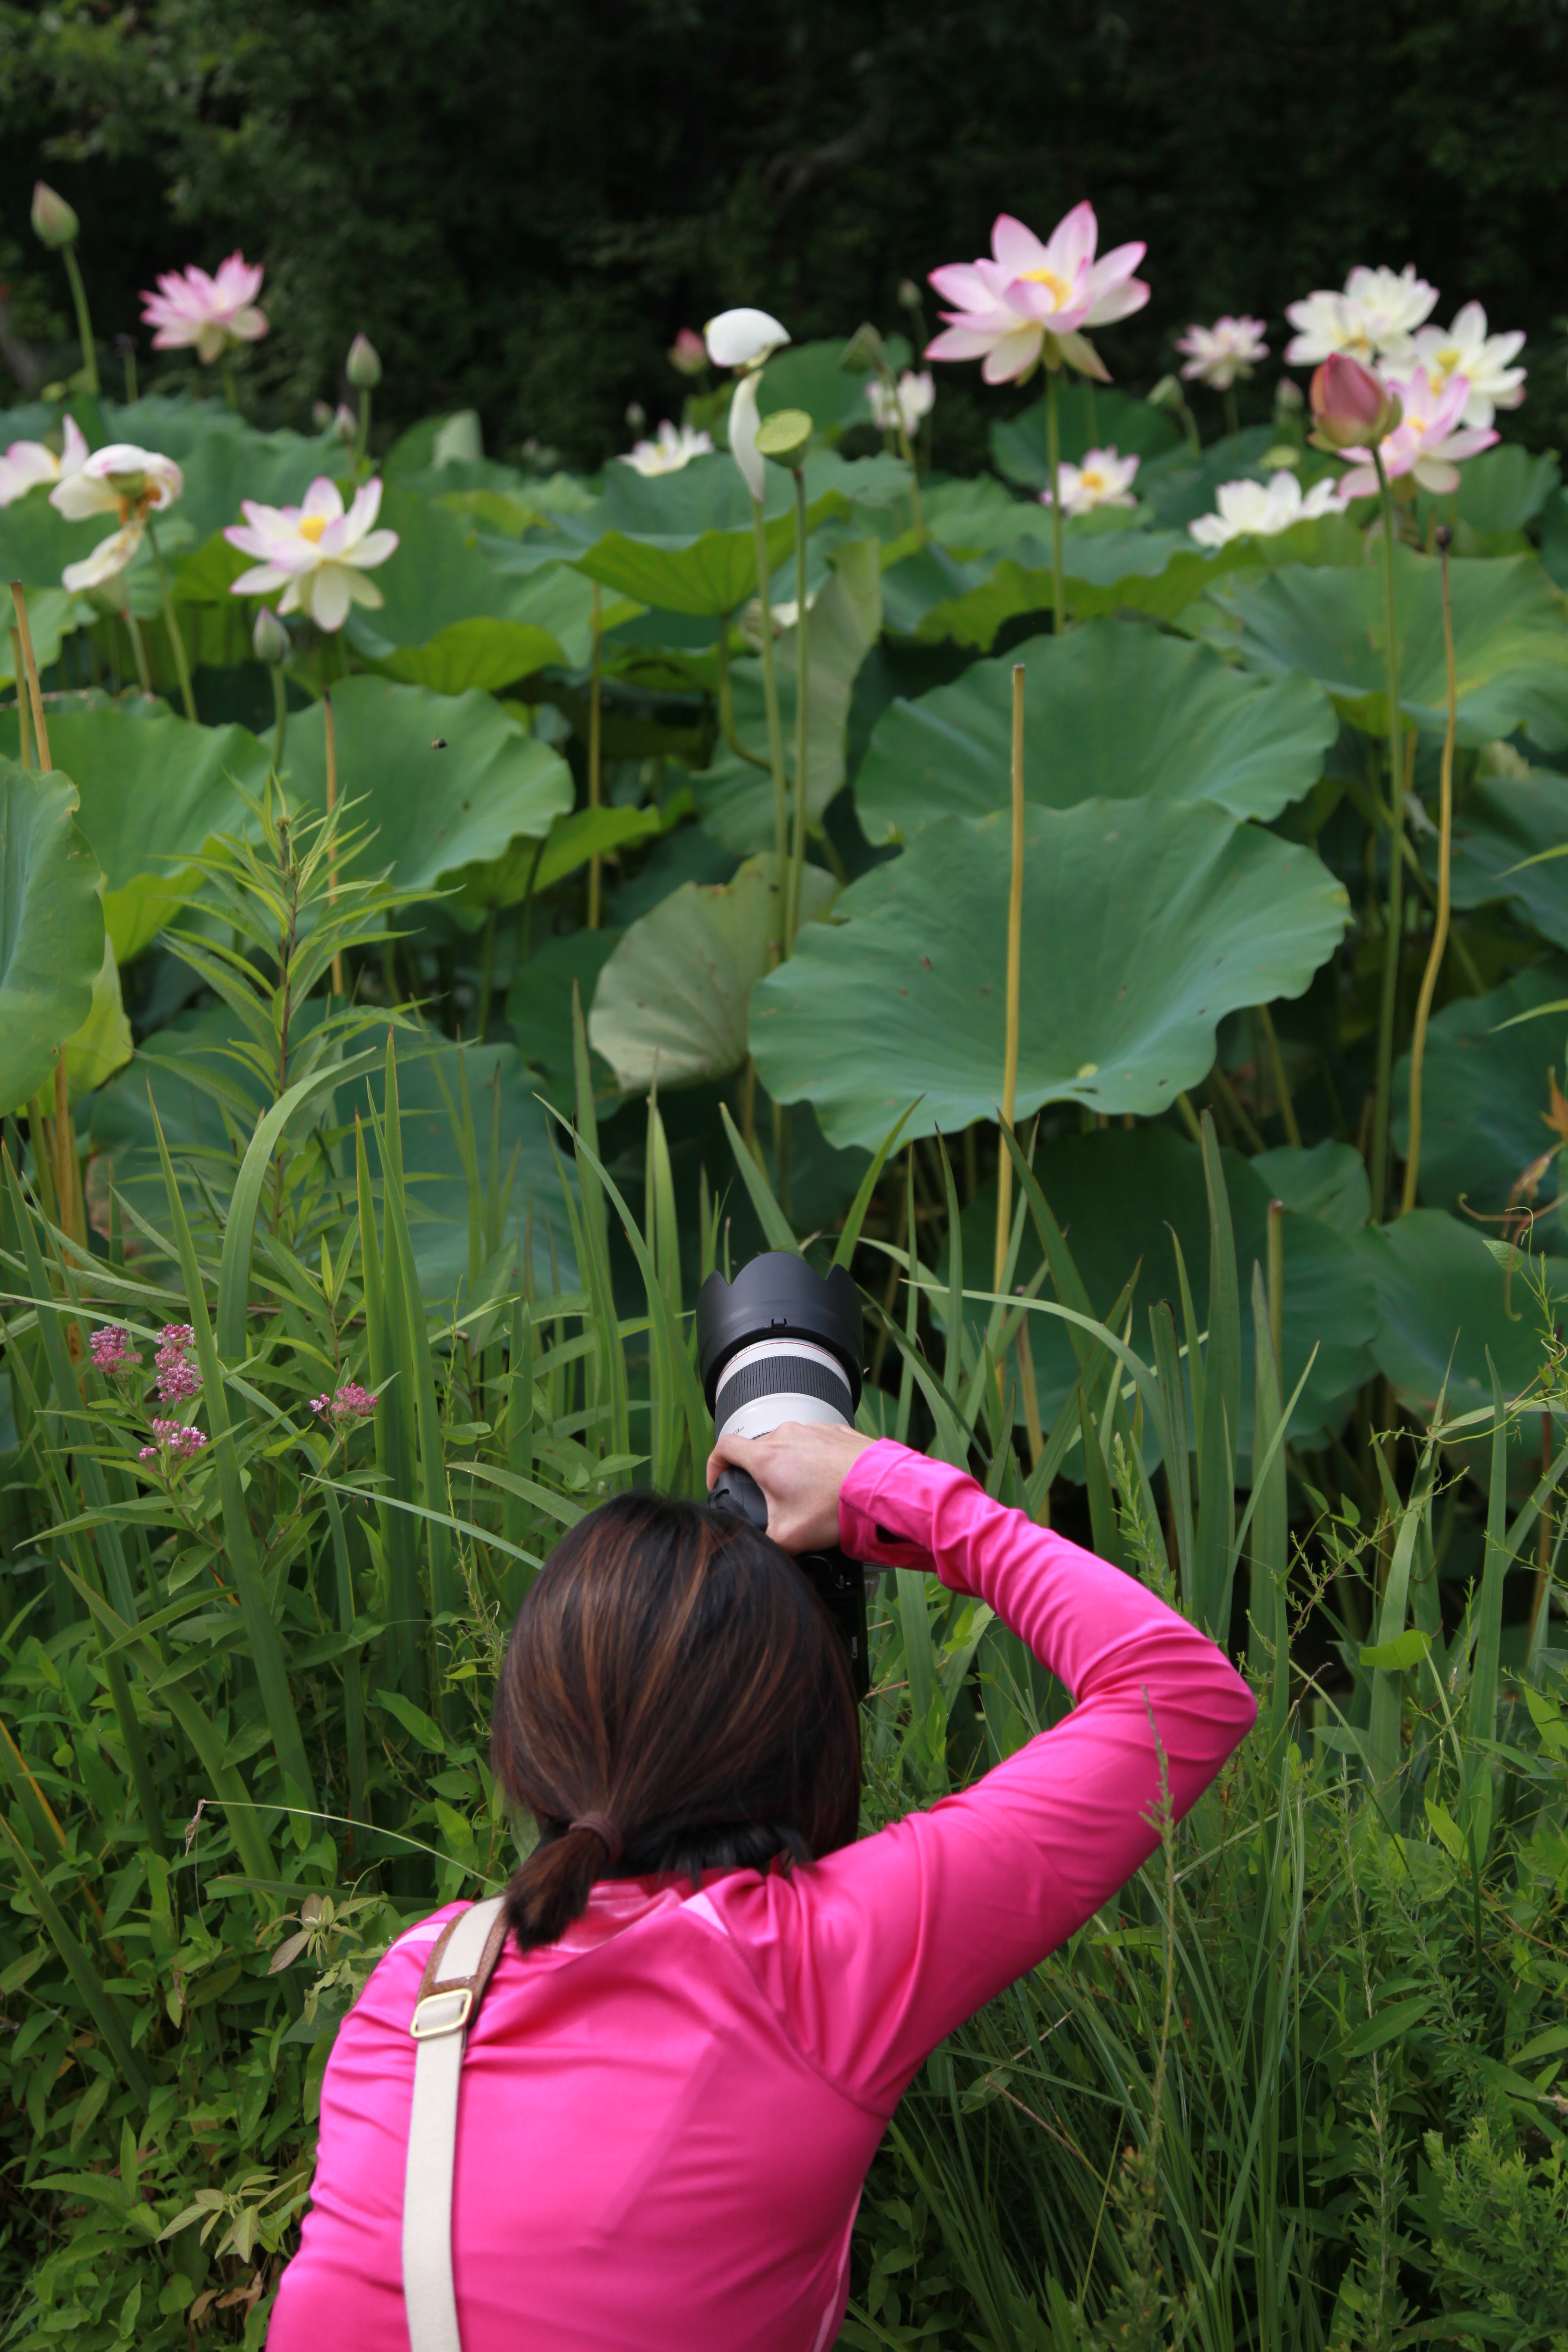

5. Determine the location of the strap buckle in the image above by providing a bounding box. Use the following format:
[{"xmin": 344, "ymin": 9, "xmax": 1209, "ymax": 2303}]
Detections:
[{"xmin": 410, "ymin": 1986, "xmax": 473, "ymax": 2040}]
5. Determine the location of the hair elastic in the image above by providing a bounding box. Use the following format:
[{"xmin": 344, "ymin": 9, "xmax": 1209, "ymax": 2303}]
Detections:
[{"xmin": 569, "ymin": 1813, "xmax": 624, "ymax": 1866}]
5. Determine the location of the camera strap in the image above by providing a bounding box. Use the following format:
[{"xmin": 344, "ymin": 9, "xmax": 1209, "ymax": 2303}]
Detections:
[{"xmin": 402, "ymin": 1894, "xmax": 510, "ymax": 2352}]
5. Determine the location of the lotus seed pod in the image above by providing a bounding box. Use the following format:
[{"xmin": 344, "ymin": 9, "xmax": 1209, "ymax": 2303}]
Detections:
[{"xmin": 753, "ymin": 408, "xmax": 813, "ymax": 467}]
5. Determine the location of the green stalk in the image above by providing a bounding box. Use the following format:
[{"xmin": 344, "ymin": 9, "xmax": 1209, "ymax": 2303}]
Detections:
[
  {"xmin": 1045, "ymin": 366, "xmax": 1065, "ymax": 635},
  {"xmin": 1368, "ymin": 450, "xmax": 1406, "ymax": 1225},
  {"xmin": 587, "ymin": 581, "xmax": 603, "ymax": 928},
  {"xmin": 59, "ymin": 244, "xmax": 98, "ymax": 395},
  {"xmin": 146, "ymin": 518, "xmax": 197, "ymax": 723},
  {"xmin": 1224, "ymin": 387, "xmax": 1240, "ymax": 441},
  {"xmin": 271, "ymin": 665, "xmax": 288, "ymax": 775},
  {"xmin": 749, "ymin": 494, "xmax": 789, "ymax": 923},
  {"xmin": 785, "ymin": 464, "xmax": 810, "ymax": 954}
]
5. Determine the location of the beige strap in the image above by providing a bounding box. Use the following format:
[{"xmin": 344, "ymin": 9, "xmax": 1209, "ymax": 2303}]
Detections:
[{"xmin": 402, "ymin": 1895, "xmax": 510, "ymax": 2352}]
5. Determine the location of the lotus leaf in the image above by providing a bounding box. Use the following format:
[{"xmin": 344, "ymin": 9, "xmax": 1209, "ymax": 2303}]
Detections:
[
  {"xmin": 1413, "ymin": 444, "xmax": 1560, "ymax": 548},
  {"xmin": 590, "ymin": 855, "xmax": 837, "ymax": 1094},
  {"xmin": 0, "ymin": 588, "xmax": 92, "ymax": 683},
  {"xmin": 756, "ymin": 335, "xmax": 912, "ymax": 443},
  {"xmin": 990, "ymin": 386, "xmax": 1181, "ymax": 489},
  {"xmin": 1392, "ymin": 963, "xmax": 1568, "ymax": 1226},
  {"xmin": 1443, "ymin": 761, "xmax": 1568, "ymax": 951},
  {"xmin": 451, "ymin": 804, "xmax": 663, "ymax": 919},
  {"xmin": 64, "ymin": 940, "xmax": 133, "ymax": 1102},
  {"xmin": 750, "ymin": 800, "xmax": 1350, "ymax": 1150},
  {"xmin": 507, "ymin": 929, "xmax": 622, "ymax": 1110},
  {"xmin": 1251, "ymin": 1139, "xmax": 1371, "ymax": 1235},
  {"xmin": 1197, "ymin": 550, "xmax": 1568, "ymax": 747},
  {"xmin": 338, "ymin": 487, "xmax": 592, "ymax": 688},
  {"xmin": 0, "ymin": 759, "xmax": 106, "ymax": 1114},
  {"xmin": 856, "ymin": 618, "xmax": 1335, "ymax": 841},
  {"xmin": 1354, "ymin": 1208, "xmax": 1568, "ymax": 1420}
]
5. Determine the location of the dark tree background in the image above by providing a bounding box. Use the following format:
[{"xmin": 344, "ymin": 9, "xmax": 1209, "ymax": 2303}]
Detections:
[{"xmin": 1, "ymin": 0, "xmax": 1565, "ymax": 466}]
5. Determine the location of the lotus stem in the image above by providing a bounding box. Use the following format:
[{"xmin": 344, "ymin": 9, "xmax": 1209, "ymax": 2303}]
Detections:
[
  {"xmin": 994, "ymin": 663, "xmax": 1026, "ymax": 1302},
  {"xmin": 1224, "ymin": 387, "xmax": 1240, "ymax": 441},
  {"xmin": 145, "ymin": 520, "xmax": 196, "ymax": 725},
  {"xmin": 1045, "ymin": 368, "xmax": 1065, "ymax": 635},
  {"xmin": 785, "ymin": 464, "xmax": 810, "ymax": 955},
  {"xmin": 749, "ymin": 495, "xmax": 789, "ymax": 954},
  {"xmin": 876, "ymin": 359, "xmax": 925, "ymax": 538},
  {"xmin": 1401, "ymin": 531, "xmax": 1458, "ymax": 1216},
  {"xmin": 59, "ymin": 244, "xmax": 98, "ymax": 396},
  {"xmin": 125, "ymin": 612, "xmax": 152, "ymax": 694},
  {"xmin": 1256, "ymin": 1002, "xmax": 1301, "ymax": 1147},
  {"xmin": 10, "ymin": 584, "xmax": 50, "ymax": 768},
  {"xmin": 716, "ymin": 611, "xmax": 768, "ymax": 770},
  {"xmin": 478, "ymin": 904, "xmax": 497, "ymax": 1040},
  {"xmin": 221, "ymin": 356, "xmax": 240, "ymax": 414},
  {"xmin": 121, "ymin": 342, "xmax": 137, "ymax": 405},
  {"xmin": 9, "ymin": 629, "xmax": 33, "ymax": 769},
  {"xmin": 587, "ymin": 582, "xmax": 603, "ymax": 930},
  {"xmin": 1368, "ymin": 450, "xmax": 1406, "ymax": 1224},
  {"xmin": 1267, "ymin": 1197, "xmax": 1284, "ymax": 1373},
  {"xmin": 271, "ymin": 665, "xmax": 289, "ymax": 777},
  {"xmin": 323, "ymin": 689, "xmax": 345, "ymax": 997}
]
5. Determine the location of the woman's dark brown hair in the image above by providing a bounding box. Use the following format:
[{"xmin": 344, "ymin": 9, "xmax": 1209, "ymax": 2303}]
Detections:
[{"xmin": 491, "ymin": 1491, "xmax": 861, "ymax": 1953}]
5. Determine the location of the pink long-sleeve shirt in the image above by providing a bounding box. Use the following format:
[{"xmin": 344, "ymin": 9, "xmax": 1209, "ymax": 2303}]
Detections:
[{"xmin": 268, "ymin": 1441, "xmax": 1255, "ymax": 2351}]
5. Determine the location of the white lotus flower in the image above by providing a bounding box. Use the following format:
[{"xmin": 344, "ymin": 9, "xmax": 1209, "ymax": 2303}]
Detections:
[
  {"xmin": 0, "ymin": 415, "xmax": 88, "ymax": 508},
  {"xmin": 621, "ymin": 420, "xmax": 714, "ymax": 476},
  {"xmin": 1188, "ymin": 470, "xmax": 1342, "ymax": 547},
  {"xmin": 867, "ymin": 369, "xmax": 936, "ymax": 435},
  {"xmin": 223, "ymin": 475, "xmax": 399, "ymax": 632},
  {"xmin": 704, "ymin": 308, "xmax": 790, "ymax": 371},
  {"xmin": 1175, "ymin": 316, "xmax": 1268, "ymax": 390},
  {"xmin": 1284, "ymin": 264, "xmax": 1438, "ymax": 369},
  {"xmin": 1039, "ymin": 445, "xmax": 1140, "ymax": 517},
  {"xmin": 50, "ymin": 441, "xmax": 184, "ymax": 591},
  {"xmin": 1411, "ymin": 302, "xmax": 1525, "ymax": 429}
]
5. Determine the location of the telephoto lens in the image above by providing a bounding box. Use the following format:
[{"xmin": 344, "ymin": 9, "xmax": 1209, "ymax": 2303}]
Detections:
[{"xmin": 696, "ymin": 1252, "xmax": 872, "ymax": 1699}]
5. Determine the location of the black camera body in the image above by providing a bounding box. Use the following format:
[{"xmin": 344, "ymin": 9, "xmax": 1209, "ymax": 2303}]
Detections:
[{"xmin": 695, "ymin": 1252, "xmax": 871, "ymax": 1701}]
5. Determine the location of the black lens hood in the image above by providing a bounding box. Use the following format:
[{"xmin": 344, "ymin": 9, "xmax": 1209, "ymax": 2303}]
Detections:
[{"xmin": 695, "ymin": 1251, "xmax": 864, "ymax": 1413}]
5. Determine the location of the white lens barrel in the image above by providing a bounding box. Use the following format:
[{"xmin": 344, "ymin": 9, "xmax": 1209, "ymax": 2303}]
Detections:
[{"xmin": 714, "ymin": 1338, "xmax": 854, "ymax": 1442}]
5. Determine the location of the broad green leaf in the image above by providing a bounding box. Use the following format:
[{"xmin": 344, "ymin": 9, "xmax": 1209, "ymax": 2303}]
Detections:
[
  {"xmin": 590, "ymin": 854, "xmax": 838, "ymax": 1093},
  {"xmin": 990, "ymin": 384, "xmax": 1182, "ymax": 488},
  {"xmin": 751, "ymin": 801, "xmax": 1349, "ymax": 1150},
  {"xmin": 1352, "ymin": 1208, "xmax": 1568, "ymax": 1421},
  {"xmin": 0, "ymin": 696, "xmax": 270, "ymax": 960},
  {"xmin": 1443, "ymin": 756, "xmax": 1568, "ymax": 950},
  {"xmin": 0, "ymin": 586, "xmax": 91, "ymax": 681},
  {"xmin": 1251, "ymin": 1139, "xmax": 1371, "ymax": 1234},
  {"xmin": 1196, "ymin": 549, "xmax": 1568, "ymax": 746},
  {"xmin": 104, "ymin": 394, "xmax": 351, "ymax": 542},
  {"xmin": 694, "ymin": 539, "xmax": 882, "ymax": 852},
  {"xmin": 64, "ymin": 937, "xmax": 133, "ymax": 1101},
  {"xmin": 757, "ymin": 333, "xmax": 912, "ymax": 443},
  {"xmin": 340, "ymin": 487, "xmax": 594, "ymax": 685},
  {"xmin": 1343, "ymin": 1995, "xmax": 1433, "ymax": 2056},
  {"xmin": 1359, "ymin": 1628, "xmax": 1429, "ymax": 1671},
  {"xmin": 1392, "ymin": 962, "xmax": 1568, "ymax": 1226},
  {"xmin": 454, "ymin": 803, "xmax": 664, "ymax": 918},
  {"xmin": 1414, "ymin": 443, "xmax": 1561, "ymax": 548},
  {"xmin": 856, "ymin": 617, "xmax": 1336, "ymax": 841},
  {"xmin": 507, "ymin": 929, "xmax": 622, "ymax": 1109},
  {"xmin": 0, "ymin": 759, "xmax": 106, "ymax": 1114},
  {"xmin": 281, "ymin": 678, "xmax": 573, "ymax": 913}
]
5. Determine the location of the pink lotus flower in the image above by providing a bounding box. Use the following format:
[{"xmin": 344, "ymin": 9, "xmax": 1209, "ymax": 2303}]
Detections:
[
  {"xmin": 1175, "ymin": 316, "xmax": 1268, "ymax": 390},
  {"xmin": 925, "ymin": 204, "xmax": 1149, "ymax": 385},
  {"xmin": 0, "ymin": 414, "xmax": 88, "ymax": 510},
  {"xmin": 50, "ymin": 442, "xmax": 184, "ymax": 591},
  {"xmin": 1308, "ymin": 353, "xmax": 1398, "ymax": 452},
  {"xmin": 1334, "ymin": 368, "xmax": 1498, "ymax": 500},
  {"xmin": 224, "ymin": 476, "xmax": 399, "ymax": 632},
  {"xmin": 1411, "ymin": 302, "xmax": 1525, "ymax": 430},
  {"xmin": 140, "ymin": 253, "xmax": 269, "ymax": 366},
  {"xmin": 669, "ymin": 328, "xmax": 708, "ymax": 375},
  {"xmin": 1039, "ymin": 445, "xmax": 1140, "ymax": 516}
]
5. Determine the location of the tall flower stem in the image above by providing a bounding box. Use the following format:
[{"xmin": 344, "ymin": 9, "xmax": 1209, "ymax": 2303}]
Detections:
[
  {"xmin": 323, "ymin": 690, "xmax": 345, "ymax": 997},
  {"xmin": 587, "ymin": 582, "xmax": 603, "ymax": 929},
  {"xmin": 10, "ymin": 584, "xmax": 51, "ymax": 767},
  {"xmin": 784, "ymin": 464, "xmax": 810, "ymax": 955},
  {"xmin": 1368, "ymin": 451, "xmax": 1407, "ymax": 1225},
  {"xmin": 993, "ymin": 662, "xmax": 1026, "ymax": 1304},
  {"xmin": 1045, "ymin": 366, "xmax": 1065, "ymax": 634},
  {"xmin": 59, "ymin": 245, "xmax": 98, "ymax": 396},
  {"xmin": 145, "ymin": 520, "xmax": 197, "ymax": 725},
  {"xmin": 874, "ymin": 360, "xmax": 925, "ymax": 537},
  {"xmin": 748, "ymin": 495, "xmax": 789, "ymax": 951},
  {"xmin": 1401, "ymin": 532, "xmax": 1458, "ymax": 1215},
  {"xmin": 270, "ymin": 668, "xmax": 289, "ymax": 776},
  {"xmin": 1223, "ymin": 387, "xmax": 1240, "ymax": 441},
  {"xmin": 221, "ymin": 357, "xmax": 240, "ymax": 414}
]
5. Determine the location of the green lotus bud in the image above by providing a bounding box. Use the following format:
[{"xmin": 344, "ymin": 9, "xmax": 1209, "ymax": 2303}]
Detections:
[
  {"xmin": 31, "ymin": 181, "xmax": 78, "ymax": 250},
  {"xmin": 753, "ymin": 408, "xmax": 813, "ymax": 467},
  {"xmin": 346, "ymin": 333, "xmax": 382, "ymax": 389},
  {"xmin": 252, "ymin": 606, "xmax": 291, "ymax": 666},
  {"xmin": 1147, "ymin": 374, "xmax": 1184, "ymax": 410},
  {"xmin": 839, "ymin": 322, "xmax": 887, "ymax": 375}
]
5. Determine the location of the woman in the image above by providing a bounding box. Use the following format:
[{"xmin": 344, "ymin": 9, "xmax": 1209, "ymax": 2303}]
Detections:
[{"xmin": 268, "ymin": 1421, "xmax": 1255, "ymax": 2350}]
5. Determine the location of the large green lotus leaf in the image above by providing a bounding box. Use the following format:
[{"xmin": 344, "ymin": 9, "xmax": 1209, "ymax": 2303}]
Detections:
[
  {"xmin": 1442, "ymin": 761, "xmax": 1568, "ymax": 950},
  {"xmin": 954, "ymin": 1127, "xmax": 1376, "ymax": 1451},
  {"xmin": 590, "ymin": 855, "xmax": 837, "ymax": 1093},
  {"xmin": 64, "ymin": 938, "xmax": 133, "ymax": 1102},
  {"xmin": 281, "ymin": 679, "xmax": 574, "ymax": 912},
  {"xmin": 1197, "ymin": 550, "xmax": 1568, "ymax": 747},
  {"xmin": 0, "ymin": 696, "xmax": 269, "ymax": 962},
  {"xmin": 1390, "ymin": 962, "xmax": 1568, "ymax": 1228},
  {"xmin": 507, "ymin": 928, "xmax": 622, "ymax": 1111},
  {"xmin": 855, "ymin": 618, "xmax": 1335, "ymax": 841},
  {"xmin": 750, "ymin": 800, "xmax": 1349, "ymax": 1150},
  {"xmin": 693, "ymin": 540, "xmax": 882, "ymax": 853},
  {"xmin": 1353, "ymin": 1208, "xmax": 1568, "ymax": 1420},
  {"xmin": 536, "ymin": 450, "xmax": 910, "ymax": 616},
  {"xmin": 105, "ymin": 395, "xmax": 351, "ymax": 544},
  {"xmin": 757, "ymin": 335, "xmax": 911, "ymax": 443},
  {"xmin": 1134, "ymin": 429, "xmax": 1287, "ymax": 530},
  {"xmin": 990, "ymin": 385, "xmax": 1182, "ymax": 488},
  {"xmin": 0, "ymin": 587, "xmax": 93, "ymax": 682},
  {"xmin": 450, "ymin": 803, "xmax": 663, "ymax": 920},
  {"xmin": 0, "ymin": 759, "xmax": 105, "ymax": 1114},
  {"xmin": 0, "ymin": 487, "xmax": 108, "ymax": 596},
  {"xmin": 1251, "ymin": 1139, "xmax": 1371, "ymax": 1235},
  {"xmin": 1413, "ymin": 444, "xmax": 1560, "ymax": 551},
  {"xmin": 335, "ymin": 489, "xmax": 585, "ymax": 685}
]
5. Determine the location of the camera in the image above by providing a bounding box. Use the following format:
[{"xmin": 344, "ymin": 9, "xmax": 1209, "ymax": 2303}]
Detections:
[{"xmin": 695, "ymin": 1251, "xmax": 871, "ymax": 1700}]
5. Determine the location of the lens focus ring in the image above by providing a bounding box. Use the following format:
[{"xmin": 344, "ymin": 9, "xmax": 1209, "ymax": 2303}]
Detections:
[{"xmin": 714, "ymin": 1354, "xmax": 852, "ymax": 1424}]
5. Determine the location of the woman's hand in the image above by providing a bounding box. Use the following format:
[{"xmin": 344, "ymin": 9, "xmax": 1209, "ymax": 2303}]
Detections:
[{"xmin": 706, "ymin": 1421, "xmax": 874, "ymax": 1554}]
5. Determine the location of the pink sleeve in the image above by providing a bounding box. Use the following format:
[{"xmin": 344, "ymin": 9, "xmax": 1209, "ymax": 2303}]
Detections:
[{"xmin": 704, "ymin": 1439, "xmax": 1256, "ymax": 2116}]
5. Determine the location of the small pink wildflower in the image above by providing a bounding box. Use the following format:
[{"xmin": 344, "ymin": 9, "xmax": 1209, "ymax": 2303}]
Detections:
[
  {"xmin": 139, "ymin": 1419, "xmax": 207, "ymax": 1464},
  {"xmin": 155, "ymin": 1324, "xmax": 200, "ymax": 1406},
  {"xmin": 90, "ymin": 1324, "xmax": 142, "ymax": 1377},
  {"xmin": 312, "ymin": 1383, "xmax": 376, "ymax": 1423}
]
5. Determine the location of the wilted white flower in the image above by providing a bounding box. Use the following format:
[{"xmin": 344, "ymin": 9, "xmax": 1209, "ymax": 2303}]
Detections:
[
  {"xmin": 1411, "ymin": 302, "xmax": 1525, "ymax": 429},
  {"xmin": 867, "ymin": 369, "xmax": 935, "ymax": 436},
  {"xmin": 705, "ymin": 307, "xmax": 791, "ymax": 500},
  {"xmin": 621, "ymin": 420, "xmax": 714, "ymax": 476},
  {"xmin": 1188, "ymin": 470, "xmax": 1341, "ymax": 547},
  {"xmin": 50, "ymin": 442, "xmax": 184, "ymax": 590},
  {"xmin": 1039, "ymin": 444, "xmax": 1140, "ymax": 517}
]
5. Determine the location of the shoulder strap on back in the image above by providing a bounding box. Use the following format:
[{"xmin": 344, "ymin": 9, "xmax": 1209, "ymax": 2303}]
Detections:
[{"xmin": 402, "ymin": 1894, "xmax": 510, "ymax": 2352}]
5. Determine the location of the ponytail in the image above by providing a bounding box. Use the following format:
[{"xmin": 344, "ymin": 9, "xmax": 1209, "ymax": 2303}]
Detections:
[{"xmin": 505, "ymin": 1818, "xmax": 618, "ymax": 1953}]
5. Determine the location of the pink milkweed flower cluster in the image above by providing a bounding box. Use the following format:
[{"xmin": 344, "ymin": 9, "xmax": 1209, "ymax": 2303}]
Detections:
[
  {"xmin": 139, "ymin": 1420, "xmax": 207, "ymax": 1464},
  {"xmin": 311, "ymin": 1384, "xmax": 376, "ymax": 1423},
  {"xmin": 925, "ymin": 203, "xmax": 1149, "ymax": 386},
  {"xmin": 49, "ymin": 443, "xmax": 184, "ymax": 593},
  {"xmin": 0, "ymin": 414, "xmax": 87, "ymax": 510},
  {"xmin": 1175, "ymin": 316, "xmax": 1268, "ymax": 391},
  {"xmin": 89, "ymin": 1323, "xmax": 142, "ymax": 1377},
  {"xmin": 224, "ymin": 477, "xmax": 399, "ymax": 633},
  {"xmin": 621, "ymin": 420, "xmax": 714, "ymax": 476},
  {"xmin": 1333, "ymin": 366, "xmax": 1497, "ymax": 501},
  {"xmin": 1039, "ymin": 445, "xmax": 1140, "ymax": 517},
  {"xmin": 140, "ymin": 253, "xmax": 269, "ymax": 366},
  {"xmin": 155, "ymin": 1324, "xmax": 201, "ymax": 1406}
]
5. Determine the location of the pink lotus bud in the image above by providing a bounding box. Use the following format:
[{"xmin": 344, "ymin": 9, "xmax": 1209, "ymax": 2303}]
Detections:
[
  {"xmin": 346, "ymin": 332, "xmax": 381, "ymax": 389},
  {"xmin": 1309, "ymin": 354, "xmax": 1399, "ymax": 451},
  {"xmin": 31, "ymin": 181, "xmax": 78, "ymax": 250},
  {"xmin": 668, "ymin": 328, "xmax": 707, "ymax": 376}
]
